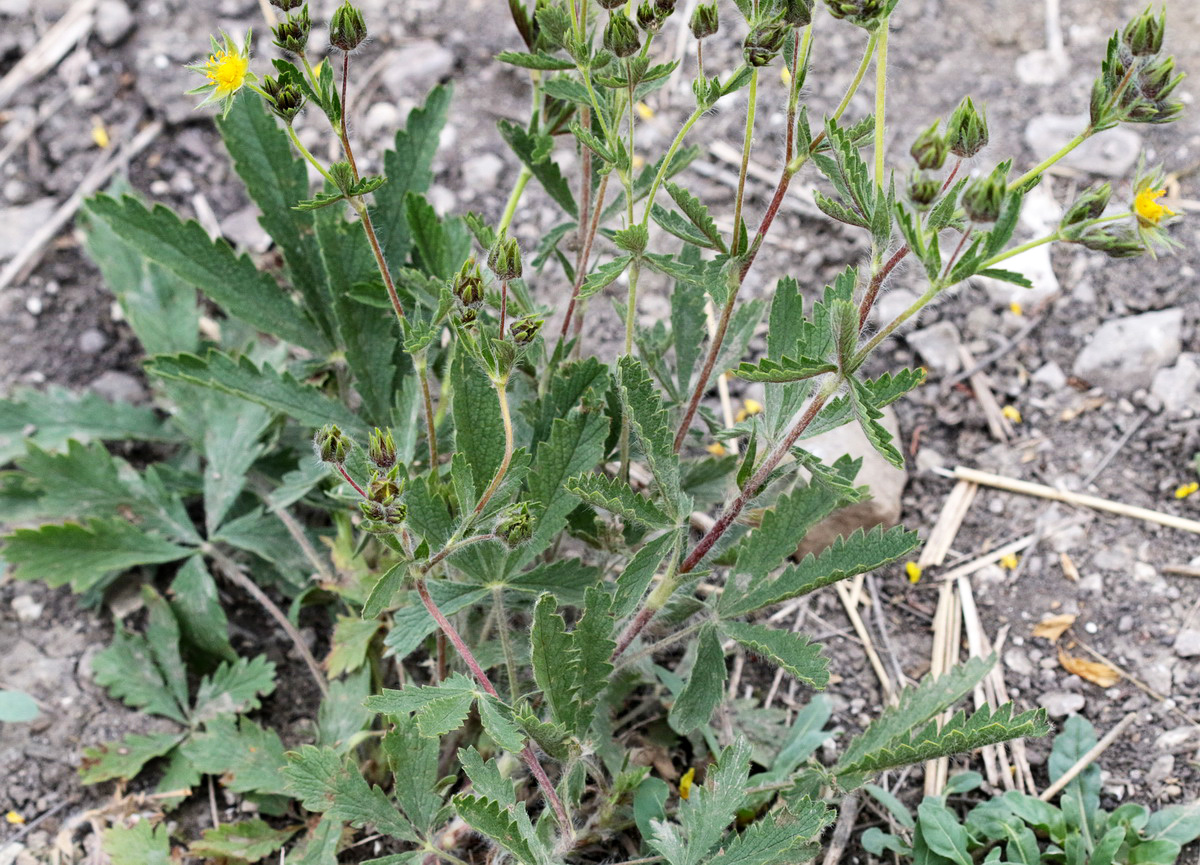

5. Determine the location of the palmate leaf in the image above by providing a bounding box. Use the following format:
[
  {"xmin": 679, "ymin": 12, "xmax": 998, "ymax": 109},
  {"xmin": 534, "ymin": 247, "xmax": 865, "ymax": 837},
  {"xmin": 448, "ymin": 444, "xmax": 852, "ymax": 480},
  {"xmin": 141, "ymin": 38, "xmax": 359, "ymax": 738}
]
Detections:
[
  {"xmin": 452, "ymin": 795, "xmax": 547, "ymax": 865},
  {"xmin": 189, "ymin": 819, "xmax": 299, "ymax": 864},
  {"xmin": 668, "ymin": 623, "xmax": 727, "ymax": 735},
  {"xmin": 721, "ymin": 525, "xmax": 919, "ymax": 617},
  {"xmin": 802, "ymin": 368, "xmax": 927, "ymax": 440},
  {"xmin": 836, "ymin": 703, "xmax": 1050, "ymax": 781},
  {"xmin": 650, "ymin": 739, "xmax": 753, "ymax": 865},
  {"xmin": 92, "ymin": 622, "xmax": 187, "ymax": 723},
  {"xmin": 381, "ymin": 716, "xmax": 444, "ymax": 834},
  {"xmin": 182, "ymin": 716, "xmax": 289, "ymax": 796},
  {"xmin": 364, "ymin": 672, "xmax": 479, "ymax": 736},
  {"xmin": 79, "ymin": 731, "xmax": 185, "ymax": 784},
  {"xmin": 733, "ymin": 356, "xmax": 837, "ymax": 383},
  {"xmin": 3, "ymin": 518, "xmax": 193, "ymax": 593},
  {"xmin": 720, "ymin": 621, "xmax": 829, "ymax": 688},
  {"xmin": 617, "ymin": 355, "xmax": 687, "ymax": 519},
  {"xmin": 86, "ymin": 194, "xmax": 328, "ymax": 352},
  {"xmin": 146, "ymin": 350, "xmax": 369, "ymax": 440},
  {"xmin": 283, "ymin": 745, "xmax": 418, "ymax": 842},
  {"xmin": 707, "ymin": 802, "xmax": 833, "ymax": 865},
  {"xmin": 102, "ymin": 820, "xmax": 171, "ymax": 865},
  {"xmin": 191, "ymin": 655, "xmax": 277, "ymax": 723},
  {"xmin": 0, "ymin": 385, "xmax": 173, "ymax": 465},
  {"xmin": 565, "ymin": 472, "xmax": 674, "ymax": 529}
]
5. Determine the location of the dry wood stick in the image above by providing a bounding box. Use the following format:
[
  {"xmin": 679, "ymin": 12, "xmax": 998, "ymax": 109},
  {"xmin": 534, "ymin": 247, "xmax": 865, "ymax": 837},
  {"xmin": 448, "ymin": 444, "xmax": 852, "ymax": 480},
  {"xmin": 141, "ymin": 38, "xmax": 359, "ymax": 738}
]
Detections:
[
  {"xmin": 958, "ymin": 345, "xmax": 1014, "ymax": 442},
  {"xmin": 835, "ymin": 580, "xmax": 894, "ymax": 703},
  {"xmin": 957, "ymin": 576, "xmax": 1001, "ymax": 788},
  {"xmin": 918, "ymin": 481, "xmax": 978, "ymax": 568}
]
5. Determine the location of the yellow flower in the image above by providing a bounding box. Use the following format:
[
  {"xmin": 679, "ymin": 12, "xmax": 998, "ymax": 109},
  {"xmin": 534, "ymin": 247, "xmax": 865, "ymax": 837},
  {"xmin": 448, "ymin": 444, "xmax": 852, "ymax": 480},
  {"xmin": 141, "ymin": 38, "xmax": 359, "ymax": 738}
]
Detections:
[
  {"xmin": 735, "ymin": 399, "xmax": 763, "ymax": 423},
  {"xmin": 1009, "ymin": 300, "xmax": 1023, "ymax": 316},
  {"xmin": 706, "ymin": 442, "xmax": 728, "ymax": 457},
  {"xmin": 1134, "ymin": 186, "xmax": 1175, "ymax": 227},
  {"xmin": 781, "ymin": 65, "xmax": 792, "ymax": 86},
  {"xmin": 635, "ymin": 101, "xmax": 655, "ymax": 120},
  {"xmin": 5, "ymin": 811, "xmax": 24, "ymax": 825},
  {"xmin": 1001, "ymin": 405, "xmax": 1022, "ymax": 424},
  {"xmin": 999, "ymin": 553, "xmax": 1019, "ymax": 570},
  {"xmin": 905, "ymin": 561, "xmax": 923, "ymax": 584},
  {"xmin": 1175, "ymin": 482, "xmax": 1198, "ymax": 500},
  {"xmin": 91, "ymin": 118, "xmax": 110, "ymax": 149},
  {"xmin": 679, "ymin": 767, "xmax": 696, "ymax": 800},
  {"xmin": 187, "ymin": 31, "xmax": 255, "ymax": 119}
]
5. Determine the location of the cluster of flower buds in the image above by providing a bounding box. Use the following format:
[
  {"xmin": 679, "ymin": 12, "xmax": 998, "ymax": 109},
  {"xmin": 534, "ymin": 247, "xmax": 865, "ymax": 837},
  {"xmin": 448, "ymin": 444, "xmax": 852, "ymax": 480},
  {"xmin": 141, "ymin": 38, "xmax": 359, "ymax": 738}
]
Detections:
[
  {"xmin": 961, "ymin": 164, "xmax": 1008, "ymax": 223},
  {"xmin": 495, "ymin": 503, "xmax": 534, "ymax": 549},
  {"xmin": 262, "ymin": 73, "xmax": 305, "ymax": 123},
  {"xmin": 910, "ymin": 122, "xmax": 948, "ymax": 171},
  {"xmin": 636, "ymin": 0, "xmax": 676, "ymax": 34},
  {"xmin": 487, "ymin": 232, "xmax": 522, "ymax": 281},
  {"xmin": 690, "ymin": 3, "xmax": 718, "ymax": 39},
  {"xmin": 603, "ymin": 12, "xmax": 642, "ymax": 58},
  {"xmin": 1074, "ymin": 226, "xmax": 1144, "ymax": 259},
  {"xmin": 452, "ymin": 258, "xmax": 485, "ymax": 325},
  {"xmin": 268, "ymin": 0, "xmax": 303, "ymax": 9},
  {"xmin": 272, "ymin": 4, "xmax": 312, "ymax": 54},
  {"xmin": 509, "ymin": 315, "xmax": 544, "ymax": 345},
  {"xmin": 743, "ymin": 19, "xmax": 789, "ymax": 67},
  {"xmin": 1060, "ymin": 183, "xmax": 1113, "ymax": 228},
  {"xmin": 367, "ymin": 427, "xmax": 397, "ymax": 470},
  {"xmin": 945, "ymin": 97, "xmax": 989, "ymax": 158},
  {"xmin": 1092, "ymin": 8, "xmax": 1182, "ymax": 129},
  {"xmin": 315, "ymin": 424, "xmax": 351, "ymax": 465},
  {"xmin": 1059, "ymin": 182, "xmax": 1141, "ymax": 258},
  {"xmin": 782, "ymin": 0, "xmax": 814, "ymax": 27},
  {"xmin": 907, "ymin": 172, "xmax": 941, "ymax": 210},
  {"xmin": 824, "ymin": 0, "xmax": 888, "ymax": 31},
  {"xmin": 329, "ymin": 1, "xmax": 367, "ymax": 51}
]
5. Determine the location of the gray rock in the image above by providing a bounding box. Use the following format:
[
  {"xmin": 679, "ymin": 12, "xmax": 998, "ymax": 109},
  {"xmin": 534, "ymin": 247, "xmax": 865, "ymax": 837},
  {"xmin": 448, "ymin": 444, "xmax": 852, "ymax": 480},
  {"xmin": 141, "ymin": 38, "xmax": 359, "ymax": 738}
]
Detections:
[
  {"xmin": 381, "ymin": 41, "xmax": 455, "ymax": 101},
  {"xmin": 1151, "ymin": 354, "xmax": 1200, "ymax": 414},
  {"xmin": 1041, "ymin": 691, "xmax": 1085, "ymax": 718},
  {"xmin": 77, "ymin": 328, "xmax": 106, "ymax": 355},
  {"xmin": 221, "ymin": 205, "xmax": 272, "ymax": 254},
  {"xmin": 797, "ymin": 406, "xmax": 907, "ymax": 557},
  {"xmin": 906, "ymin": 321, "xmax": 962, "ymax": 377},
  {"xmin": 1072, "ymin": 309, "xmax": 1183, "ymax": 393},
  {"xmin": 11, "ymin": 595, "xmax": 43, "ymax": 623},
  {"xmin": 1174, "ymin": 629, "xmax": 1200, "ymax": 659},
  {"xmin": 1141, "ymin": 661, "xmax": 1174, "ymax": 695},
  {"xmin": 1024, "ymin": 113, "xmax": 1142, "ymax": 177},
  {"xmin": 89, "ymin": 371, "xmax": 148, "ymax": 404},
  {"xmin": 0, "ymin": 199, "xmax": 56, "ymax": 259},
  {"xmin": 1147, "ymin": 754, "xmax": 1175, "ymax": 785},
  {"xmin": 462, "ymin": 152, "xmax": 505, "ymax": 194},
  {"xmin": 872, "ymin": 288, "xmax": 918, "ymax": 328},
  {"xmin": 1004, "ymin": 648, "xmax": 1034, "ymax": 677},
  {"xmin": 95, "ymin": 0, "xmax": 135, "ymax": 46},
  {"xmin": 1032, "ymin": 360, "xmax": 1068, "ymax": 390}
]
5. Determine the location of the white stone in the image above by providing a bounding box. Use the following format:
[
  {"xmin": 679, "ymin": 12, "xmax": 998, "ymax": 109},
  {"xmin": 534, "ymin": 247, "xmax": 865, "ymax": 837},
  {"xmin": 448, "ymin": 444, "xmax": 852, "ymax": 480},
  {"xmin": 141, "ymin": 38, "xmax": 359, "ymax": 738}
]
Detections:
[
  {"xmin": 1041, "ymin": 691, "xmax": 1085, "ymax": 718},
  {"xmin": 381, "ymin": 41, "xmax": 455, "ymax": 100},
  {"xmin": 89, "ymin": 371, "xmax": 148, "ymax": 405},
  {"xmin": 906, "ymin": 321, "xmax": 962, "ymax": 377},
  {"xmin": 95, "ymin": 0, "xmax": 135, "ymax": 46},
  {"xmin": 0, "ymin": 199, "xmax": 56, "ymax": 259},
  {"xmin": 1015, "ymin": 49, "xmax": 1070, "ymax": 86},
  {"xmin": 1151, "ymin": 354, "xmax": 1200, "ymax": 414},
  {"xmin": 872, "ymin": 288, "xmax": 918, "ymax": 328},
  {"xmin": 11, "ymin": 595, "xmax": 43, "ymax": 623},
  {"xmin": 1072, "ymin": 309, "xmax": 1184, "ymax": 393},
  {"xmin": 1024, "ymin": 114, "xmax": 1142, "ymax": 177},
  {"xmin": 462, "ymin": 152, "xmax": 505, "ymax": 194},
  {"xmin": 1032, "ymin": 360, "xmax": 1068, "ymax": 390},
  {"xmin": 1174, "ymin": 629, "xmax": 1200, "ymax": 659}
]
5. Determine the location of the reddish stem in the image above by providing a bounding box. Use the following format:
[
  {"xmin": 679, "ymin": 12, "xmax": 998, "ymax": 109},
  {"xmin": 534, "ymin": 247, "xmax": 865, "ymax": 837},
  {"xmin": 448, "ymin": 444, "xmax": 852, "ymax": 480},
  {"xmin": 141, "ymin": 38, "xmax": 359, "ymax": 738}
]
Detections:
[
  {"xmin": 561, "ymin": 173, "xmax": 610, "ymax": 343},
  {"xmin": 500, "ymin": 280, "xmax": 509, "ymax": 336},
  {"xmin": 336, "ymin": 464, "xmax": 368, "ymax": 499}
]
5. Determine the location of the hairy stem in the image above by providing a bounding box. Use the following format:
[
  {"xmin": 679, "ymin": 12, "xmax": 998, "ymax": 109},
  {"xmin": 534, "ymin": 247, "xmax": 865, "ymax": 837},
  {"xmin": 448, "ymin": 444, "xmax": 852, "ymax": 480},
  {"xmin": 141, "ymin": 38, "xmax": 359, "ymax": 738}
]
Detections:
[
  {"xmin": 873, "ymin": 20, "xmax": 889, "ymax": 182},
  {"xmin": 336, "ymin": 463, "xmax": 368, "ymax": 498},
  {"xmin": 416, "ymin": 353, "xmax": 440, "ymax": 469},
  {"xmin": 559, "ymin": 173, "xmax": 610, "ymax": 342},
  {"xmin": 351, "ymin": 198, "xmax": 407, "ymax": 321},
  {"xmin": 730, "ymin": 68, "xmax": 759, "ymax": 257},
  {"xmin": 499, "ymin": 167, "xmax": 533, "ymax": 235},
  {"xmin": 807, "ymin": 31, "xmax": 877, "ymax": 153},
  {"xmin": 339, "ymin": 51, "xmax": 359, "ymax": 180},
  {"xmin": 472, "ymin": 377, "xmax": 515, "ymax": 517},
  {"xmin": 493, "ymin": 585, "xmax": 521, "ymax": 702},
  {"xmin": 618, "ymin": 259, "xmax": 642, "ymax": 481},
  {"xmin": 285, "ymin": 125, "xmax": 336, "ymax": 184},
  {"xmin": 1009, "ymin": 126, "xmax": 1092, "ymax": 190}
]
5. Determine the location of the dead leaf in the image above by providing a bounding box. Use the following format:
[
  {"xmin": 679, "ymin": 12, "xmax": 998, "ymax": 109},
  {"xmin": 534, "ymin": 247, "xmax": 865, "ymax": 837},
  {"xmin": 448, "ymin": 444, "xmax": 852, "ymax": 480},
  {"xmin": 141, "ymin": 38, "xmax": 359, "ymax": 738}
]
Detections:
[
  {"xmin": 1033, "ymin": 613, "xmax": 1076, "ymax": 642},
  {"xmin": 1060, "ymin": 552, "xmax": 1080, "ymax": 582},
  {"xmin": 1058, "ymin": 646, "xmax": 1120, "ymax": 688}
]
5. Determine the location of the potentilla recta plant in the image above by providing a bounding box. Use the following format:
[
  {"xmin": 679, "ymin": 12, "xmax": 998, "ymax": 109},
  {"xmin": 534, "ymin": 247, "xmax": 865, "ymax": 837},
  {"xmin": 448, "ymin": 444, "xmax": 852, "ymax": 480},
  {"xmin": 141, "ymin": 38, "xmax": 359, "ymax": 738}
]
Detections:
[{"xmin": 0, "ymin": 1, "xmax": 1187, "ymax": 863}]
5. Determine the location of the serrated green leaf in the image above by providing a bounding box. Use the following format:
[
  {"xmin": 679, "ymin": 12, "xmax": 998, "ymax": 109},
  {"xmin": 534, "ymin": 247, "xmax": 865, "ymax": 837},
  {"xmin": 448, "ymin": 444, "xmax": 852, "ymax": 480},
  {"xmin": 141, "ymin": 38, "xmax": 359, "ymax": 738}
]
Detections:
[
  {"xmin": 617, "ymin": 355, "xmax": 685, "ymax": 518},
  {"xmin": 580, "ymin": 254, "xmax": 632, "ymax": 299},
  {"xmin": 665, "ymin": 182, "xmax": 725, "ymax": 252},
  {"xmin": 977, "ymin": 267, "xmax": 1034, "ymax": 288},
  {"xmin": 0, "ymin": 384, "xmax": 173, "ymax": 469},
  {"xmin": 170, "ymin": 556, "xmax": 236, "ymax": 662},
  {"xmin": 452, "ymin": 795, "xmax": 544, "ymax": 865},
  {"xmin": 497, "ymin": 120, "xmax": 577, "ymax": 218},
  {"xmin": 192, "ymin": 655, "xmax": 277, "ymax": 723},
  {"xmin": 452, "ymin": 350, "xmax": 505, "ymax": 491},
  {"xmin": 201, "ymin": 396, "xmax": 271, "ymax": 535},
  {"xmin": 217, "ymin": 91, "xmax": 332, "ymax": 337},
  {"xmin": 189, "ymin": 819, "xmax": 299, "ymax": 864},
  {"xmin": 503, "ymin": 558, "xmax": 600, "ymax": 606},
  {"xmin": 530, "ymin": 594, "xmax": 579, "ymax": 729},
  {"xmin": 721, "ymin": 621, "xmax": 829, "ymax": 688},
  {"xmin": 668, "ymin": 623, "xmax": 726, "ymax": 735},
  {"xmin": 650, "ymin": 738, "xmax": 752, "ymax": 865},
  {"xmin": 79, "ymin": 732, "xmax": 184, "ymax": 784},
  {"xmin": 92, "ymin": 623, "xmax": 187, "ymax": 724},
  {"xmin": 285, "ymin": 816, "xmax": 342, "ymax": 865},
  {"xmin": 459, "ymin": 746, "xmax": 517, "ymax": 806},
  {"xmin": 146, "ymin": 350, "xmax": 368, "ymax": 440},
  {"xmin": 707, "ymin": 803, "xmax": 833, "ymax": 865},
  {"xmin": 85, "ymin": 194, "xmax": 328, "ymax": 352},
  {"xmin": 847, "ymin": 377, "xmax": 904, "ymax": 467},
  {"xmin": 804, "ymin": 368, "xmax": 926, "ymax": 440},
  {"xmin": 497, "ymin": 50, "xmax": 576, "ymax": 70},
  {"xmin": 102, "ymin": 820, "xmax": 171, "ymax": 865},
  {"xmin": 154, "ymin": 746, "xmax": 201, "ymax": 810},
  {"xmin": 733, "ymin": 356, "xmax": 838, "ymax": 383},
  {"xmin": 182, "ymin": 716, "xmax": 289, "ymax": 796},
  {"xmin": 383, "ymin": 582, "xmax": 490, "ymax": 659},
  {"xmin": 327, "ymin": 616, "xmax": 382, "ymax": 678},
  {"xmin": 405, "ymin": 191, "xmax": 470, "ymax": 280},
  {"xmin": 721, "ymin": 525, "xmax": 920, "ymax": 617},
  {"xmin": 284, "ymin": 745, "xmax": 418, "ymax": 841},
  {"xmin": 317, "ymin": 667, "xmax": 370, "ymax": 753},
  {"xmin": 364, "ymin": 672, "xmax": 477, "ymax": 720},
  {"xmin": 651, "ymin": 203, "xmax": 722, "ymax": 250},
  {"xmin": 612, "ymin": 533, "xmax": 679, "ymax": 621},
  {"xmin": 565, "ymin": 472, "xmax": 673, "ymax": 529},
  {"xmin": 478, "ymin": 696, "xmax": 526, "ymax": 752},
  {"xmin": 382, "ymin": 716, "xmax": 444, "ymax": 834}
]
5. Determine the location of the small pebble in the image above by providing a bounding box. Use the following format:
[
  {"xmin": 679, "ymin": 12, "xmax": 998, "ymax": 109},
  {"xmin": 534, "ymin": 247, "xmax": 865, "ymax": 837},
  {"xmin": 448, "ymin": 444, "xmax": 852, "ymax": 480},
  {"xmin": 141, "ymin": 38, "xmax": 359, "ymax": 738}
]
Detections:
[
  {"xmin": 78, "ymin": 328, "xmax": 106, "ymax": 354},
  {"xmin": 24, "ymin": 295, "xmax": 42, "ymax": 315}
]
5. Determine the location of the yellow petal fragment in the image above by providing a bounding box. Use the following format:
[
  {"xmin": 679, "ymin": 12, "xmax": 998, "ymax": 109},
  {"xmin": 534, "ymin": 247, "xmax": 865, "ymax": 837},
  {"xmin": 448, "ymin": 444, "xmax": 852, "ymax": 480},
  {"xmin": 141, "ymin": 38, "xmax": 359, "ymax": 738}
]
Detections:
[
  {"xmin": 706, "ymin": 442, "xmax": 728, "ymax": 457},
  {"xmin": 1175, "ymin": 482, "xmax": 1199, "ymax": 500},
  {"xmin": 999, "ymin": 553, "xmax": 1019, "ymax": 570},
  {"xmin": 1001, "ymin": 405, "xmax": 1022, "ymax": 424},
  {"xmin": 1134, "ymin": 187, "xmax": 1176, "ymax": 226},
  {"xmin": 679, "ymin": 767, "xmax": 696, "ymax": 800},
  {"xmin": 781, "ymin": 65, "xmax": 792, "ymax": 85},
  {"xmin": 5, "ymin": 811, "xmax": 23, "ymax": 825},
  {"xmin": 91, "ymin": 119, "xmax": 110, "ymax": 149},
  {"xmin": 905, "ymin": 561, "xmax": 923, "ymax": 584},
  {"xmin": 1009, "ymin": 301, "xmax": 1023, "ymax": 316},
  {"xmin": 636, "ymin": 101, "xmax": 655, "ymax": 120}
]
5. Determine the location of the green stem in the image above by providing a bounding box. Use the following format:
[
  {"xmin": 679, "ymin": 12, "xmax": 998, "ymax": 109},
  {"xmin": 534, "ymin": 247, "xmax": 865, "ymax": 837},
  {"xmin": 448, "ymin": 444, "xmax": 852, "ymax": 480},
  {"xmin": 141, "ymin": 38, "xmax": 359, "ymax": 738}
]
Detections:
[
  {"xmin": 1009, "ymin": 126, "xmax": 1092, "ymax": 190},
  {"xmin": 640, "ymin": 103, "xmax": 709, "ymax": 225},
  {"xmin": 498, "ymin": 167, "xmax": 533, "ymax": 235},
  {"xmin": 285, "ymin": 125, "xmax": 336, "ymax": 184},
  {"xmin": 874, "ymin": 21, "xmax": 888, "ymax": 182},
  {"xmin": 618, "ymin": 259, "xmax": 642, "ymax": 480},
  {"xmin": 730, "ymin": 68, "xmax": 759, "ymax": 256},
  {"xmin": 493, "ymin": 586, "xmax": 521, "ymax": 702},
  {"xmin": 853, "ymin": 283, "xmax": 939, "ymax": 368},
  {"xmin": 414, "ymin": 351, "xmax": 439, "ymax": 469},
  {"xmin": 351, "ymin": 198, "xmax": 407, "ymax": 321},
  {"xmin": 805, "ymin": 31, "xmax": 877, "ymax": 157},
  {"xmin": 472, "ymin": 376, "xmax": 514, "ymax": 517},
  {"xmin": 982, "ymin": 212, "xmax": 1130, "ymax": 268}
]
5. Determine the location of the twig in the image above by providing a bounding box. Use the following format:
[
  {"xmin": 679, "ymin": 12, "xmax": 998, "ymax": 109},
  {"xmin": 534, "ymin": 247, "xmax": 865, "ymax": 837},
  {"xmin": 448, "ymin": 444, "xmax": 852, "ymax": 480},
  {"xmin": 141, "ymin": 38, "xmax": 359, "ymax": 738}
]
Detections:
[
  {"xmin": 957, "ymin": 576, "xmax": 1003, "ymax": 789},
  {"xmin": 1165, "ymin": 565, "xmax": 1200, "ymax": 578},
  {"xmin": 208, "ymin": 776, "xmax": 221, "ymax": 829},
  {"xmin": 0, "ymin": 119, "xmax": 164, "ymax": 291},
  {"xmin": 834, "ymin": 581, "xmax": 894, "ymax": 703},
  {"xmin": 946, "ymin": 465, "xmax": 1200, "ymax": 535},
  {"xmin": 1079, "ymin": 412, "xmax": 1148, "ymax": 487},
  {"xmin": 866, "ymin": 574, "xmax": 907, "ymax": 691},
  {"xmin": 206, "ymin": 545, "xmax": 329, "ymax": 698},
  {"xmin": 918, "ymin": 480, "xmax": 979, "ymax": 568},
  {"xmin": 1038, "ymin": 712, "xmax": 1137, "ymax": 802},
  {"xmin": 821, "ymin": 793, "xmax": 861, "ymax": 865},
  {"xmin": 957, "ymin": 344, "xmax": 1013, "ymax": 442}
]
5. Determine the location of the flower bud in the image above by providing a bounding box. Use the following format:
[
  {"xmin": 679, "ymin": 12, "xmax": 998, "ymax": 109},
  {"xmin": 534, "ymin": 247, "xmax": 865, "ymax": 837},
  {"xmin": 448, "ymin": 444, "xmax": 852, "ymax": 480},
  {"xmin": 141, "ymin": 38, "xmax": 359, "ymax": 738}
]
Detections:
[
  {"xmin": 329, "ymin": 1, "xmax": 367, "ymax": 51},
  {"xmin": 909, "ymin": 121, "xmax": 948, "ymax": 171},
  {"xmin": 961, "ymin": 165, "xmax": 1007, "ymax": 223},
  {"xmin": 690, "ymin": 2, "xmax": 718, "ymax": 39},
  {"xmin": 908, "ymin": 172, "xmax": 940, "ymax": 209},
  {"xmin": 272, "ymin": 6, "xmax": 312, "ymax": 54},
  {"xmin": 1139, "ymin": 55, "xmax": 1181, "ymax": 101},
  {"xmin": 1060, "ymin": 183, "xmax": 1112, "ymax": 227},
  {"xmin": 367, "ymin": 427, "xmax": 397, "ymax": 469},
  {"xmin": 636, "ymin": 1, "xmax": 663, "ymax": 33},
  {"xmin": 458, "ymin": 307, "xmax": 478, "ymax": 326},
  {"xmin": 315, "ymin": 424, "xmax": 350, "ymax": 464},
  {"xmin": 1076, "ymin": 226, "xmax": 1144, "ymax": 259},
  {"xmin": 1122, "ymin": 7, "xmax": 1164, "ymax": 57},
  {"xmin": 509, "ymin": 315, "xmax": 544, "ymax": 345},
  {"xmin": 946, "ymin": 97, "xmax": 988, "ymax": 158},
  {"xmin": 487, "ymin": 233, "xmax": 523, "ymax": 281},
  {"xmin": 452, "ymin": 258, "xmax": 486, "ymax": 308},
  {"xmin": 596, "ymin": 0, "xmax": 624, "ymax": 8},
  {"xmin": 783, "ymin": 0, "xmax": 814, "ymax": 26},
  {"xmin": 743, "ymin": 21, "xmax": 788, "ymax": 67},
  {"xmin": 824, "ymin": 0, "xmax": 888, "ymax": 30},
  {"xmin": 368, "ymin": 471, "xmax": 401, "ymax": 505},
  {"xmin": 603, "ymin": 12, "xmax": 641, "ymax": 58},
  {"xmin": 269, "ymin": 0, "xmax": 304, "ymax": 9},
  {"xmin": 262, "ymin": 74, "xmax": 305, "ymax": 124},
  {"xmin": 495, "ymin": 504, "xmax": 534, "ymax": 548}
]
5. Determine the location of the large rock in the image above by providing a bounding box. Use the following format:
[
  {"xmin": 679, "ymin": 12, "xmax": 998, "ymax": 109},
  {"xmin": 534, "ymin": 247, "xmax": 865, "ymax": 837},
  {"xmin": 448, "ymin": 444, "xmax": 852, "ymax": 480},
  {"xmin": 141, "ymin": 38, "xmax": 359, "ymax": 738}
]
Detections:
[
  {"xmin": 1072, "ymin": 309, "xmax": 1183, "ymax": 393},
  {"xmin": 1151, "ymin": 354, "xmax": 1200, "ymax": 414},
  {"xmin": 907, "ymin": 321, "xmax": 962, "ymax": 378},
  {"xmin": 1024, "ymin": 114, "xmax": 1142, "ymax": 177},
  {"xmin": 796, "ymin": 406, "xmax": 907, "ymax": 557}
]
